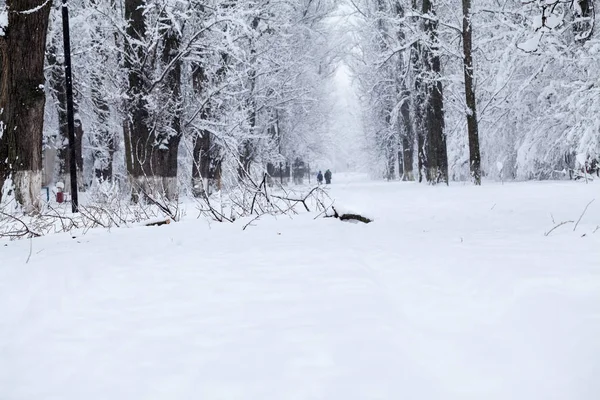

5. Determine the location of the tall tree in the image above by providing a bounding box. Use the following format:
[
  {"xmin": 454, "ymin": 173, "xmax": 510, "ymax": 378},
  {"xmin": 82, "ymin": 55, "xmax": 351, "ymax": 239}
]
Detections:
[
  {"xmin": 393, "ymin": 0, "xmax": 414, "ymax": 181},
  {"xmin": 124, "ymin": 0, "xmax": 151, "ymax": 200},
  {"xmin": 155, "ymin": 10, "xmax": 182, "ymax": 200},
  {"xmin": 376, "ymin": 0, "xmax": 398, "ymax": 180},
  {"xmin": 0, "ymin": 0, "xmax": 53, "ymax": 212},
  {"xmin": 421, "ymin": 0, "xmax": 448, "ymax": 184},
  {"xmin": 461, "ymin": 0, "xmax": 480, "ymax": 184},
  {"xmin": 123, "ymin": 0, "xmax": 182, "ymax": 201},
  {"xmin": 409, "ymin": 0, "xmax": 427, "ymax": 182}
]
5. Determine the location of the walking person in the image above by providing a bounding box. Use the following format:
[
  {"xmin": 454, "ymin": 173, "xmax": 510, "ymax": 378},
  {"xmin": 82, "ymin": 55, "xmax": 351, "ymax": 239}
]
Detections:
[
  {"xmin": 317, "ymin": 170, "xmax": 323, "ymax": 185},
  {"xmin": 324, "ymin": 169, "xmax": 332, "ymax": 184}
]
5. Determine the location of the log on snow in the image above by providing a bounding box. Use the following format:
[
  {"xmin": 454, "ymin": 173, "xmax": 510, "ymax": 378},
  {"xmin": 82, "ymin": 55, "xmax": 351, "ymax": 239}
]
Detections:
[
  {"xmin": 142, "ymin": 218, "xmax": 171, "ymax": 227},
  {"xmin": 331, "ymin": 207, "xmax": 372, "ymax": 224}
]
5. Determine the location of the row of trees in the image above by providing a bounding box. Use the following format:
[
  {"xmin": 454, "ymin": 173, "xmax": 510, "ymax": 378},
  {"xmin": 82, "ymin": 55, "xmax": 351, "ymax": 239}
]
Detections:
[
  {"xmin": 1, "ymin": 0, "xmax": 337, "ymax": 213},
  {"xmin": 350, "ymin": 0, "xmax": 598, "ymax": 184}
]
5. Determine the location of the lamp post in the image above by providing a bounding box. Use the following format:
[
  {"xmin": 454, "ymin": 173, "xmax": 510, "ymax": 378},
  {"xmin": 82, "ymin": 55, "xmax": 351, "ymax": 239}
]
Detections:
[{"xmin": 61, "ymin": 0, "xmax": 79, "ymax": 213}]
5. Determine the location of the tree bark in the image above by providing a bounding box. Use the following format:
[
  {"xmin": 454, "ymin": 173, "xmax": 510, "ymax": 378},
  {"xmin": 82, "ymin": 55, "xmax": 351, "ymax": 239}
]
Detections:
[
  {"xmin": 394, "ymin": 1, "xmax": 414, "ymax": 181},
  {"xmin": 0, "ymin": 0, "xmax": 53, "ymax": 213},
  {"xmin": 385, "ymin": 113, "xmax": 396, "ymax": 181},
  {"xmin": 462, "ymin": 0, "xmax": 481, "ymax": 185},
  {"xmin": 398, "ymin": 87, "xmax": 414, "ymax": 181},
  {"xmin": 421, "ymin": 0, "xmax": 448, "ymax": 185},
  {"xmin": 410, "ymin": 0, "xmax": 426, "ymax": 183},
  {"xmin": 239, "ymin": 76, "xmax": 256, "ymax": 182},
  {"xmin": 124, "ymin": 0, "xmax": 151, "ymax": 201},
  {"xmin": 413, "ymin": 44, "xmax": 427, "ymax": 183}
]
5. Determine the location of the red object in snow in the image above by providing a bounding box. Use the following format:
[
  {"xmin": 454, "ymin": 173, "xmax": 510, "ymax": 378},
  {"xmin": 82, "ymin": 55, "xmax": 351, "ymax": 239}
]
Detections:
[{"xmin": 56, "ymin": 192, "xmax": 64, "ymax": 203}]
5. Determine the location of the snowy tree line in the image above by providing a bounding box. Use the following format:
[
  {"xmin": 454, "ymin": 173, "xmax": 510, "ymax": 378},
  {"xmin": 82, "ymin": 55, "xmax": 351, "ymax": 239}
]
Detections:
[
  {"xmin": 349, "ymin": 0, "xmax": 599, "ymax": 183},
  {"xmin": 1, "ymin": 0, "xmax": 600, "ymax": 214},
  {"xmin": 1, "ymin": 0, "xmax": 336, "ymax": 213}
]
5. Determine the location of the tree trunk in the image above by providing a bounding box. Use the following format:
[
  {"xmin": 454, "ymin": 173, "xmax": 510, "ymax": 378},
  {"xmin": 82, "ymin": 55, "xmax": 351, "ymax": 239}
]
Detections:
[
  {"xmin": 238, "ymin": 16, "xmax": 260, "ymax": 182},
  {"xmin": 462, "ymin": 0, "xmax": 481, "ymax": 185},
  {"xmin": 394, "ymin": 1, "xmax": 414, "ymax": 182},
  {"xmin": 89, "ymin": 19, "xmax": 114, "ymax": 184},
  {"xmin": 387, "ymin": 148, "xmax": 396, "ymax": 180},
  {"xmin": 412, "ymin": 46, "xmax": 427, "ymax": 183},
  {"xmin": 191, "ymin": 61, "xmax": 222, "ymax": 196},
  {"xmin": 239, "ymin": 82, "xmax": 256, "ymax": 182},
  {"xmin": 410, "ymin": 0, "xmax": 426, "ymax": 183},
  {"xmin": 91, "ymin": 72, "xmax": 114, "ymax": 183},
  {"xmin": 192, "ymin": 126, "xmax": 211, "ymax": 195},
  {"xmin": 384, "ymin": 113, "xmax": 396, "ymax": 180},
  {"xmin": 157, "ymin": 15, "xmax": 182, "ymax": 200},
  {"xmin": 124, "ymin": 0, "xmax": 181, "ymax": 201},
  {"xmin": 0, "ymin": 0, "xmax": 52, "ymax": 213},
  {"xmin": 401, "ymin": 131, "xmax": 414, "ymax": 181},
  {"xmin": 124, "ymin": 0, "xmax": 151, "ymax": 201},
  {"xmin": 398, "ymin": 148, "xmax": 404, "ymax": 178},
  {"xmin": 421, "ymin": 0, "xmax": 448, "ymax": 185}
]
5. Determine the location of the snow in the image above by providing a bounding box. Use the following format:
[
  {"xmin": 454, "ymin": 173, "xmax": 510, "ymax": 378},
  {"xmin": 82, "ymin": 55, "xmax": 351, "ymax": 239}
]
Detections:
[
  {"xmin": 518, "ymin": 32, "xmax": 542, "ymax": 53},
  {"xmin": 1, "ymin": 176, "xmax": 599, "ymax": 399},
  {"xmin": 0, "ymin": 10, "xmax": 7, "ymax": 37},
  {"xmin": 20, "ymin": 0, "xmax": 51, "ymax": 15}
]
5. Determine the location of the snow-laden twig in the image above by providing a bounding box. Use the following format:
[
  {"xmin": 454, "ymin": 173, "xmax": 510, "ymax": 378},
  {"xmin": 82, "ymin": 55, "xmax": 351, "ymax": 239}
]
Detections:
[
  {"xmin": 573, "ymin": 199, "xmax": 595, "ymax": 232},
  {"xmin": 25, "ymin": 238, "xmax": 33, "ymax": 264},
  {"xmin": 544, "ymin": 220, "xmax": 574, "ymax": 236},
  {"xmin": 0, "ymin": 211, "xmax": 42, "ymax": 238},
  {"xmin": 242, "ymin": 215, "xmax": 261, "ymax": 231}
]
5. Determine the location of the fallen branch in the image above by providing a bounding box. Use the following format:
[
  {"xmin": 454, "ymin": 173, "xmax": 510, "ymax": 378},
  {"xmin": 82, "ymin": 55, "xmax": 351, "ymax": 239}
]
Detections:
[
  {"xmin": 573, "ymin": 199, "xmax": 595, "ymax": 232},
  {"xmin": 143, "ymin": 218, "xmax": 171, "ymax": 227},
  {"xmin": 339, "ymin": 213, "xmax": 372, "ymax": 223},
  {"xmin": 544, "ymin": 220, "xmax": 574, "ymax": 236},
  {"xmin": 26, "ymin": 238, "xmax": 33, "ymax": 264},
  {"xmin": 270, "ymin": 186, "xmax": 323, "ymax": 213},
  {"xmin": 0, "ymin": 211, "xmax": 42, "ymax": 238},
  {"xmin": 331, "ymin": 206, "xmax": 372, "ymax": 224},
  {"xmin": 242, "ymin": 215, "xmax": 261, "ymax": 231}
]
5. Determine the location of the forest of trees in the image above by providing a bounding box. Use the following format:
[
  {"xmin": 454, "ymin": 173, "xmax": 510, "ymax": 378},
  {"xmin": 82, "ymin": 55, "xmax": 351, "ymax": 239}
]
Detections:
[
  {"xmin": 0, "ymin": 0, "xmax": 599, "ymax": 213},
  {"xmin": 1, "ymin": 0, "xmax": 336, "ymax": 213},
  {"xmin": 352, "ymin": 0, "xmax": 599, "ymax": 183}
]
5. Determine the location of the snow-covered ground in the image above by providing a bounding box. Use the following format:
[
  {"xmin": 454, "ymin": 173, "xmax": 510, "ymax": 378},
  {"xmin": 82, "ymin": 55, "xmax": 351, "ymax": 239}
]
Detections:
[{"xmin": 1, "ymin": 175, "xmax": 599, "ymax": 400}]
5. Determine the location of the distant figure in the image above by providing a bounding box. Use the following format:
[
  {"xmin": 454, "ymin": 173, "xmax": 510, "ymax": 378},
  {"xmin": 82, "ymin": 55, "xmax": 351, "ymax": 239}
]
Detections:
[
  {"xmin": 324, "ymin": 169, "xmax": 332, "ymax": 184},
  {"xmin": 317, "ymin": 171, "xmax": 323, "ymax": 184}
]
